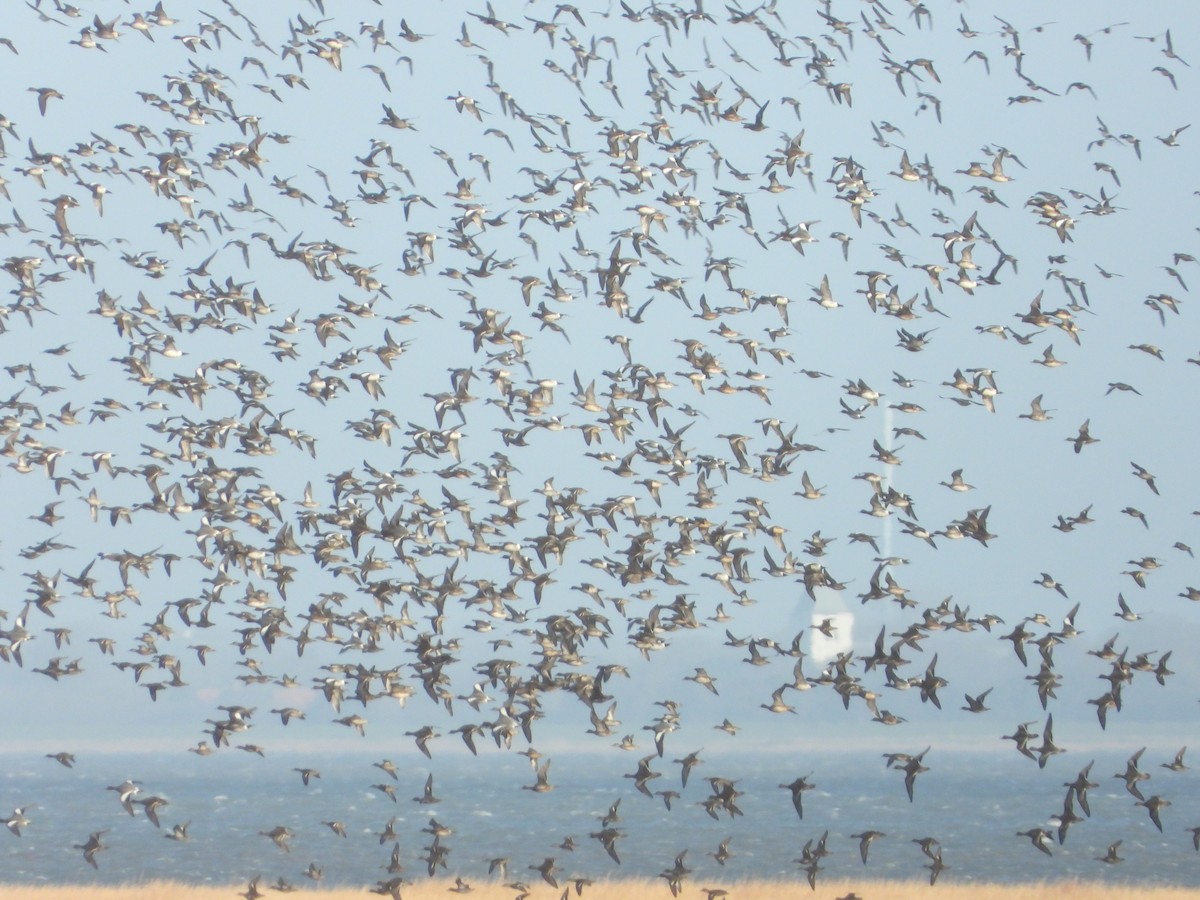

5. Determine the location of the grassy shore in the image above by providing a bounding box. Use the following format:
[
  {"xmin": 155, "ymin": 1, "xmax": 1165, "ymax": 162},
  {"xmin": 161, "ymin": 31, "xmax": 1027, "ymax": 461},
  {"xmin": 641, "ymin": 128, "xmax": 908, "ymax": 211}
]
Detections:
[{"xmin": 2, "ymin": 880, "xmax": 1199, "ymax": 899}]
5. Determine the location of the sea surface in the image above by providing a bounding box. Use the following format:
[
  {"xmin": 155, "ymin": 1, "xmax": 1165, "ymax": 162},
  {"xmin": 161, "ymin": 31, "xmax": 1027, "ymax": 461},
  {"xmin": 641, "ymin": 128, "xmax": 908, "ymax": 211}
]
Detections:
[{"xmin": 2, "ymin": 749, "xmax": 1198, "ymax": 890}]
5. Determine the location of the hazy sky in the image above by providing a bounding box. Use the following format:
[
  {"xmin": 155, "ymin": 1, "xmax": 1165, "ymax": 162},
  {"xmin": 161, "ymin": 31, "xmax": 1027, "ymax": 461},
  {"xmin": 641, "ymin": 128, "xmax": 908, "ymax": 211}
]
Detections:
[{"xmin": 1, "ymin": 0, "xmax": 1199, "ymax": 884}]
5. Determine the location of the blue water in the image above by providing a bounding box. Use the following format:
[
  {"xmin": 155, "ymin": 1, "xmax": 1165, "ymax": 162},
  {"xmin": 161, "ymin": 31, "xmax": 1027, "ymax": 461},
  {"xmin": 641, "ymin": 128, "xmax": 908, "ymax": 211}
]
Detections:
[{"xmin": 3, "ymin": 749, "xmax": 1197, "ymax": 889}]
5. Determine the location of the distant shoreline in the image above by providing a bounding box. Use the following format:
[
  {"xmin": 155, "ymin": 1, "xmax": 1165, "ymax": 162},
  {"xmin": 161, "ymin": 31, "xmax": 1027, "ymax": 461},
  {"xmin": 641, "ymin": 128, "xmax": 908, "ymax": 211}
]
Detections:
[{"xmin": 3, "ymin": 879, "xmax": 1200, "ymax": 899}]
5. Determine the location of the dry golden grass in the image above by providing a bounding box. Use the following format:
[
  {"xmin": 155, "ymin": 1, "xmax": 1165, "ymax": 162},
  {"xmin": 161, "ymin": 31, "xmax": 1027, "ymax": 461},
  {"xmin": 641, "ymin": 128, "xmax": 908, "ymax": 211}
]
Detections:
[{"xmin": 2, "ymin": 880, "xmax": 1200, "ymax": 900}]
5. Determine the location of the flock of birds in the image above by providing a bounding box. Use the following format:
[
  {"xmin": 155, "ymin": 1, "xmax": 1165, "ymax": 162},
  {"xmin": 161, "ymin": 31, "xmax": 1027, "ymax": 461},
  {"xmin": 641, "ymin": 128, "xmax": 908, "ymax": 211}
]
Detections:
[{"xmin": 1, "ymin": 0, "xmax": 1199, "ymax": 896}]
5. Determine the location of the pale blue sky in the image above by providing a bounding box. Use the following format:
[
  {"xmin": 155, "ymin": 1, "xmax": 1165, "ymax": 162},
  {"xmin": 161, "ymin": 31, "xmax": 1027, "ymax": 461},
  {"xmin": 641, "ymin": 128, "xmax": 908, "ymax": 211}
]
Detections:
[{"xmin": 0, "ymin": 5, "xmax": 1197, "ymax": 880}]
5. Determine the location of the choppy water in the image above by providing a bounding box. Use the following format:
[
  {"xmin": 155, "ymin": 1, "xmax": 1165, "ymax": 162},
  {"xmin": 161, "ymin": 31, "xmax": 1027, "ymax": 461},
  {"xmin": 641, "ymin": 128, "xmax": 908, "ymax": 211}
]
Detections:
[{"xmin": 3, "ymin": 749, "xmax": 1197, "ymax": 889}]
